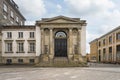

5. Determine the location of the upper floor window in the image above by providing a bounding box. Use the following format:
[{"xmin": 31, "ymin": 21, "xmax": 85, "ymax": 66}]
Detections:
[
  {"xmin": 30, "ymin": 32, "xmax": 34, "ymax": 38},
  {"xmin": 3, "ymin": 14, "xmax": 7, "ymax": 19},
  {"xmin": 21, "ymin": 21, "xmax": 23, "ymax": 25},
  {"xmin": 29, "ymin": 43, "xmax": 35, "ymax": 52},
  {"xmin": 5, "ymin": 42, "xmax": 12, "ymax": 52},
  {"xmin": 7, "ymin": 32, "xmax": 12, "ymax": 38},
  {"xmin": 10, "ymin": 11, "xmax": 14, "ymax": 18},
  {"xmin": 18, "ymin": 32, "xmax": 23, "ymax": 38},
  {"xmin": 103, "ymin": 48, "xmax": 106, "ymax": 53},
  {"xmin": 98, "ymin": 41, "xmax": 101, "ymax": 47},
  {"xmin": 17, "ymin": 42, "xmax": 24, "ymax": 53},
  {"xmin": 109, "ymin": 36, "xmax": 112, "ymax": 43},
  {"xmin": 16, "ymin": 16, "xmax": 19, "ymax": 22},
  {"xmin": 109, "ymin": 47, "xmax": 112, "ymax": 53},
  {"xmin": 116, "ymin": 33, "xmax": 120, "ymax": 40},
  {"xmin": 103, "ymin": 39, "xmax": 106, "ymax": 45},
  {"xmin": 3, "ymin": 3, "xmax": 7, "ymax": 12}
]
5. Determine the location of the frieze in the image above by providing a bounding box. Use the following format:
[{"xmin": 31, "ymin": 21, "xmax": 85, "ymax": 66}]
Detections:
[{"xmin": 40, "ymin": 24, "xmax": 82, "ymax": 29}]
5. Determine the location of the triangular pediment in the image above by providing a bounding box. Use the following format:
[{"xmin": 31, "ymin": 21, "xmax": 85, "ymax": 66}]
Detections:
[{"xmin": 39, "ymin": 16, "xmax": 81, "ymax": 23}]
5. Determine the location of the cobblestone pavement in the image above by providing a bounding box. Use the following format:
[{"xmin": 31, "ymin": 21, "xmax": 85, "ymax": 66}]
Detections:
[{"xmin": 0, "ymin": 64, "xmax": 120, "ymax": 80}]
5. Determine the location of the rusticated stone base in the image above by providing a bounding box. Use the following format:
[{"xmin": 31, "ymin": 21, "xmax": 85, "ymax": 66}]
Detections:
[{"xmin": 36, "ymin": 54, "xmax": 87, "ymax": 67}]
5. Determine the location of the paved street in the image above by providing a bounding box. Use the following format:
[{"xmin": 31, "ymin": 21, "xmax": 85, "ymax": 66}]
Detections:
[{"xmin": 0, "ymin": 63, "xmax": 120, "ymax": 80}]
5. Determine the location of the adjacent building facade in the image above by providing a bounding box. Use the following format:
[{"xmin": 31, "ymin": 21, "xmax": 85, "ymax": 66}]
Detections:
[
  {"xmin": 90, "ymin": 26, "xmax": 120, "ymax": 63},
  {"xmin": 0, "ymin": 0, "xmax": 26, "ymax": 25},
  {"xmin": 0, "ymin": 16, "xmax": 87, "ymax": 64}
]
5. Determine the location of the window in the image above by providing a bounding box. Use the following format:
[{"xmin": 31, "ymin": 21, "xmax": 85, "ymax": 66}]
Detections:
[
  {"xmin": 5, "ymin": 42, "xmax": 12, "ymax": 52},
  {"xmin": 7, "ymin": 32, "xmax": 12, "ymax": 38},
  {"xmin": 18, "ymin": 59, "xmax": 23, "ymax": 63},
  {"xmin": 10, "ymin": 11, "xmax": 14, "ymax": 18},
  {"xmin": 3, "ymin": 3, "xmax": 7, "ymax": 12},
  {"xmin": 17, "ymin": 42, "xmax": 24, "ymax": 52},
  {"xmin": 109, "ymin": 36, "xmax": 112, "ymax": 43},
  {"xmin": 3, "ymin": 14, "xmax": 7, "ymax": 19},
  {"xmin": 29, "ymin": 59, "xmax": 34, "ymax": 63},
  {"xmin": 103, "ymin": 48, "xmax": 106, "ymax": 60},
  {"xmin": 116, "ymin": 45, "xmax": 120, "ymax": 61},
  {"xmin": 30, "ymin": 32, "xmax": 34, "ymax": 38},
  {"xmin": 103, "ymin": 48, "xmax": 106, "ymax": 53},
  {"xmin": 10, "ymin": 21, "xmax": 14, "ymax": 24},
  {"xmin": 116, "ymin": 33, "xmax": 120, "ymax": 40},
  {"xmin": 103, "ymin": 39, "xmax": 106, "ymax": 45},
  {"xmin": 98, "ymin": 41, "xmax": 101, "ymax": 47},
  {"xmin": 109, "ymin": 47, "xmax": 112, "ymax": 53},
  {"xmin": 6, "ymin": 59, "xmax": 12, "ymax": 64},
  {"xmin": 18, "ymin": 32, "xmax": 23, "ymax": 38},
  {"xmin": 29, "ymin": 43, "xmax": 35, "ymax": 52},
  {"xmin": 20, "ymin": 21, "xmax": 23, "ymax": 25},
  {"xmin": 55, "ymin": 31, "xmax": 67, "ymax": 38},
  {"xmin": 16, "ymin": 16, "xmax": 19, "ymax": 22}
]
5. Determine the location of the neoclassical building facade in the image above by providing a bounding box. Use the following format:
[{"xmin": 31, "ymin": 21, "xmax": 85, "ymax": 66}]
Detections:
[
  {"xmin": 90, "ymin": 26, "xmax": 120, "ymax": 63},
  {"xmin": 0, "ymin": 16, "xmax": 87, "ymax": 65}
]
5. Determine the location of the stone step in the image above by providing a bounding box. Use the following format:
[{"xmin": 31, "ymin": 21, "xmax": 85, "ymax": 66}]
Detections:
[{"xmin": 53, "ymin": 57, "xmax": 69, "ymax": 64}]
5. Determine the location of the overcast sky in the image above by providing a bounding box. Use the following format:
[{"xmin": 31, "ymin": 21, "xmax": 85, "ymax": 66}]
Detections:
[{"xmin": 14, "ymin": 0, "xmax": 120, "ymax": 53}]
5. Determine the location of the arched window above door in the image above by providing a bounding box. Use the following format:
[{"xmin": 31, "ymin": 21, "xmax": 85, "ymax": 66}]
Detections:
[{"xmin": 55, "ymin": 31, "xmax": 67, "ymax": 38}]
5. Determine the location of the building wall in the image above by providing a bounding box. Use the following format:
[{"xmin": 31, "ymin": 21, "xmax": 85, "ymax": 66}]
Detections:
[
  {"xmin": 90, "ymin": 26, "xmax": 120, "ymax": 63},
  {"xmin": 0, "ymin": 29, "xmax": 2, "ymax": 63},
  {"xmin": 1, "ymin": 27, "xmax": 39, "ymax": 64},
  {"xmin": 0, "ymin": 0, "xmax": 25, "ymax": 25},
  {"xmin": 81, "ymin": 26, "xmax": 86, "ymax": 56},
  {"xmin": 89, "ymin": 40, "xmax": 98, "ymax": 62}
]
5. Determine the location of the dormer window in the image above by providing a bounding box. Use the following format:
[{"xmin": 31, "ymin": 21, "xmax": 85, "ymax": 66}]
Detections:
[
  {"xmin": 3, "ymin": 3, "xmax": 7, "ymax": 12},
  {"xmin": 10, "ymin": 11, "xmax": 14, "ymax": 18}
]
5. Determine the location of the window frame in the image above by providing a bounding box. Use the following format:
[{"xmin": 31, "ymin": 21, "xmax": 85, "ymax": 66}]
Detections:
[
  {"xmin": 3, "ymin": 3, "xmax": 7, "ymax": 12},
  {"xmin": 5, "ymin": 42, "xmax": 13, "ymax": 52},
  {"xmin": 7, "ymin": 32, "xmax": 12, "ymax": 39},
  {"xmin": 18, "ymin": 32, "xmax": 23, "ymax": 38},
  {"xmin": 30, "ymin": 32, "xmax": 34, "ymax": 38},
  {"xmin": 17, "ymin": 42, "xmax": 24, "ymax": 53}
]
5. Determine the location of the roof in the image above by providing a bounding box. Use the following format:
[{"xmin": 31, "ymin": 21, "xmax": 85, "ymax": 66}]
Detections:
[
  {"xmin": 6, "ymin": 0, "xmax": 26, "ymax": 20},
  {"xmin": 90, "ymin": 26, "xmax": 120, "ymax": 43},
  {"xmin": 36, "ymin": 15, "xmax": 87, "ymax": 25},
  {"xmin": 1, "ymin": 25, "xmax": 35, "ymax": 29}
]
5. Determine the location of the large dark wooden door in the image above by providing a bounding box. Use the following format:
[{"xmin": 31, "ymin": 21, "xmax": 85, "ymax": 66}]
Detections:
[{"xmin": 55, "ymin": 38, "xmax": 67, "ymax": 57}]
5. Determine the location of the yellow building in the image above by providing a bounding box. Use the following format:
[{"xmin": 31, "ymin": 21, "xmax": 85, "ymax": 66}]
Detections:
[
  {"xmin": 89, "ymin": 39, "xmax": 98, "ymax": 62},
  {"xmin": 90, "ymin": 26, "xmax": 120, "ymax": 63}
]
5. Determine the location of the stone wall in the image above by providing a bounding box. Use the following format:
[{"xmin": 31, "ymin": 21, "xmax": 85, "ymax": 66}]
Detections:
[
  {"xmin": 0, "ymin": 30, "xmax": 2, "ymax": 64},
  {"xmin": 90, "ymin": 40, "xmax": 98, "ymax": 62}
]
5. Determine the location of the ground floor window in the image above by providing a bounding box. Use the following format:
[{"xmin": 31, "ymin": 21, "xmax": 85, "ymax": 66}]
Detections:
[
  {"xmin": 6, "ymin": 59, "xmax": 12, "ymax": 64},
  {"xmin": 109, "ymin": 47, "xmax": 112, "ymax": 61},
  {"xmin": 18, "ymin": 59, "xmax": 23, "ymax": 63},
  {"xmin": 103, "ymin": 48, "xmax": 106, "ymax": 61},
  {"xmin": 116, "ymin": 45, "xmax": 120, "ymax": 61},
  {"xmin": 29, "ymin": 59, "xmax": 34, "ymax": 63}
]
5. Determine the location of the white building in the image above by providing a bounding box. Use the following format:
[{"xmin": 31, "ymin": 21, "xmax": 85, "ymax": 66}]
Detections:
[{"xmin": 0, "ymin": 16, "xmax": 87, "ymax": 65}]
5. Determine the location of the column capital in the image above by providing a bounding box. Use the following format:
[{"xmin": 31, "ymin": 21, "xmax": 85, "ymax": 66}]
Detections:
[
  {"xmin": 69, "ymin": 28, "xmax": 73, "ymax": 30},
  {"xmin": 77, "ymin": 28, "xmax": 81, "ymax": 30},
  {"xmin": 49, "ymin": 28, "xmax": 53, "ymax": 30}
]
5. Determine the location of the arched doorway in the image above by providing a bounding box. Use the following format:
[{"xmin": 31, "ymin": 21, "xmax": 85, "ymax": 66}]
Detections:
[{"xmin": 54, "ymin": 31, "xmax": 67, "ymax": 57}]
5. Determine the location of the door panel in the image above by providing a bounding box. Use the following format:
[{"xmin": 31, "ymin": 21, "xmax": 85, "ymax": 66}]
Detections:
[{"xmin": 55, "ymin": 39, "xmax": 67, "ymax": 57}]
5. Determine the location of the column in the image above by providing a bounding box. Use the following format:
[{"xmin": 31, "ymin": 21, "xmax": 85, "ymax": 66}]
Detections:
[
  {"xmin": 69, "ymin": 28, "xmax": 73, "ymax": 55},
  {"xmin": 50, "ymin": 28, "xmax": 53, "ymax": 55},
  {"xmin": 41, "ymin": 28, "xmax": 44, "ymax": 54},
  {"xmin": 78, "ymin": 28, "xmax": 81, "ymax": 54}
]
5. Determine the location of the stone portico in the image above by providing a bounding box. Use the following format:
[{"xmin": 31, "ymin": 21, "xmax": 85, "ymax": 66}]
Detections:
[{"xmin": 36, "ymin": 16, "xmax": 87, "ymax": 64}]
